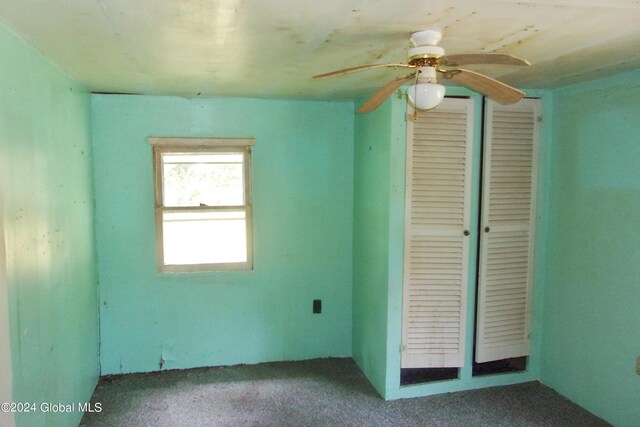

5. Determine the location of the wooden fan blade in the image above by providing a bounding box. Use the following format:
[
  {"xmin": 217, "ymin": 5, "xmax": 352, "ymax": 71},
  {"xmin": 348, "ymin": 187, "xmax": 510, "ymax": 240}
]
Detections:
[
  {"xmin": 313, "ymin": 64, "xmax": 415, "ymax": 80},
  {"xmin": 357, "ymin": 73, "xmax": 415, "ymax": 113},
  {"xmin": 442, "ymin": 68, "xmax": 524, "ymax": 104},
  {"xmin": 439, "ymin": 53, "xmax": 531, "ymax": 67}
]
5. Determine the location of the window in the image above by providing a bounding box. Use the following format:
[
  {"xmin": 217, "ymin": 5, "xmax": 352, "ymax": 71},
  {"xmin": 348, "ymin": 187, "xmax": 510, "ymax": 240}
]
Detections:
[{"xmin": 149, "ymin": 137, "xmax": 254, "ymax": 272}]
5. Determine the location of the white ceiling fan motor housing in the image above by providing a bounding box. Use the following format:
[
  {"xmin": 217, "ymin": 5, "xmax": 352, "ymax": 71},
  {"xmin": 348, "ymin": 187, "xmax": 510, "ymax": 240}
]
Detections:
[
  {"xmin": 408, "ymin": 29, "xmax": 445, "ymax": 62},
  {"xmin": 408, "ymin": 45, "xmax": 445, "ymax": 61}
]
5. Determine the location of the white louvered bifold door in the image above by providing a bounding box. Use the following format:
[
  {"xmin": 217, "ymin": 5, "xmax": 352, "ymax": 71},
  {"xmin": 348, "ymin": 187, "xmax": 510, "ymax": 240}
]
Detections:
[
  {"xmin": 401, "ymin": 98, "xmax": 474, "ymax": 368},
  {"xmin": 475, "ymin": 98, "xmax": 540, "ymax": 363}
]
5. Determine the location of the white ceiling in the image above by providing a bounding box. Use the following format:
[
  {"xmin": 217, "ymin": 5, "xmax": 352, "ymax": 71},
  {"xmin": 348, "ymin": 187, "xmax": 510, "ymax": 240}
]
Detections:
[{"xmin": 1, "ymin": 0, "xmax": 639, "ymax": 101}]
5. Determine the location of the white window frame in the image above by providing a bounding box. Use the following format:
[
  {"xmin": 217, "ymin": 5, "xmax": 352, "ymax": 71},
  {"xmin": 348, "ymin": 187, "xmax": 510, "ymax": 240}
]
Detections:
[{"xmin": 148, "ymin": 137, "xmax": 255, "ymax": 273}]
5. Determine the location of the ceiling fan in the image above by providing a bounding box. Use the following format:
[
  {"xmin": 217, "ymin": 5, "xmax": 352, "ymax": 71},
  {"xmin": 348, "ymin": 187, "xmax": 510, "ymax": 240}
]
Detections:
[{"xmin": 313, "ymin": 29, "xmax": 531, "ymax": 113}]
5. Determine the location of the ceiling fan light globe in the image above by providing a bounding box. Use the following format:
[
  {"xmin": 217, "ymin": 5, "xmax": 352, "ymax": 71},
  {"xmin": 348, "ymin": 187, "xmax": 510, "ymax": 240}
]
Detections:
[{"xmin": 408, "ymin": 82, "xmax": 445, "ymax": 110}]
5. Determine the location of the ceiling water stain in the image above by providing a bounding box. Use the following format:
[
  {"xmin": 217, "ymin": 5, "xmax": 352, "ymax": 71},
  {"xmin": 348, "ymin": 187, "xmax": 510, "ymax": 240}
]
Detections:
[{"xmin": 3, "ymin": 0, "xmax": 640, "ymax": 100}]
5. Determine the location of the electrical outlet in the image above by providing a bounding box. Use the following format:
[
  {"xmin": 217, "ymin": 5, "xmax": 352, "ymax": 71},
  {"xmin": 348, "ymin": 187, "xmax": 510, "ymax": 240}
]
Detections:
[
  {"xmin": 636, "ymin": 355, "xmax": 640, "ymax": 375},
  {"xmin": 313, "ymin": 299, "xmax": 322, "ymax": 314}
]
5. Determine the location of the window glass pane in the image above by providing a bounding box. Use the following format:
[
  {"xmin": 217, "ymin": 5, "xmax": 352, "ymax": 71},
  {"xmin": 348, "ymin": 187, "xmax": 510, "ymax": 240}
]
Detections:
[
  {"xmin": 162, "ymin": 210, "xmax": 247, "ymax": 265},
  {"xmin": 162, "ymin": 152, "xmax": 244, "ymax": 207}
]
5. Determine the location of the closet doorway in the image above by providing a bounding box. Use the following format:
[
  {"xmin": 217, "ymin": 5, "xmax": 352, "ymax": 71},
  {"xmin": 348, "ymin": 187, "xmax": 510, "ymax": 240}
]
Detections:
[{"xmin": 401, "ymin": 97, "xmax": 541, "ymax": 385}]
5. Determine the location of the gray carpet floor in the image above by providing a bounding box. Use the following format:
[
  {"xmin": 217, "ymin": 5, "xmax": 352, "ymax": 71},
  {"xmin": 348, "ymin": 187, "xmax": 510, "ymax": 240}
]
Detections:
[{"xmin": 80, "ymin": 358, "xmax": 609, "ymax": 426}]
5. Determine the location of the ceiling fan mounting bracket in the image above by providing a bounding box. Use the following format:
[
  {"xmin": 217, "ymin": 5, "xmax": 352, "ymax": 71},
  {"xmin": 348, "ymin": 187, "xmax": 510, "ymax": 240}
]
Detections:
[{"xmin": 410, "ymin": 29, "xmax": 443, "ymax": 47}]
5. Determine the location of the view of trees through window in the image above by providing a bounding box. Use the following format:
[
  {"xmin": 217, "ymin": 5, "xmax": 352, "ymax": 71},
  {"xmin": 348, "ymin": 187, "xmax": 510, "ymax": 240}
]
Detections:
[
  {"xmin": 158, "ymin": 150, "xmax": 250, "ymax": 268},
  {"xmin": 162, "ymin": 153, "xmax": 244, "ymax": 207}
]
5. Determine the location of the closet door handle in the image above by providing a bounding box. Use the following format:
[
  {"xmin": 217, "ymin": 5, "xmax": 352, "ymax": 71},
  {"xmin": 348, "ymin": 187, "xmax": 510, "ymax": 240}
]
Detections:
[
  {"xmin": 463, "ymin": 230, "xmax": 470, "ymax": 236},
  {"xmin": 484, "ymin": 226, "xmax": 490, "ymax": 233}
]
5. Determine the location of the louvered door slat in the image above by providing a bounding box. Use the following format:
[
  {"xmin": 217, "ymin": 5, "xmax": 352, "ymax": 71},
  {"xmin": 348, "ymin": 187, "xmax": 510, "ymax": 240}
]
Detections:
[
  {"xmin": 476, "ymin": 98, "xmax": 540, "ymax": 364},
  {"xmin": 402, "ymin": 98, "xmax": 474, "ymax": 369}
]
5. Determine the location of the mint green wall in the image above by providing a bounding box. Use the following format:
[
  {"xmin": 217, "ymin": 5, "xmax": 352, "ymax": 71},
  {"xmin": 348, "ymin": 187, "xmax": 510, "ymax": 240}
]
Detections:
[
  {"xmin": 0, "ymin": 20, "xmax": 99, "ymax": 427},
  {"xmin": 352, "ymin": 98, "xmax": 394, "ymax": 395},
  {"xmin": 352, "ymin": 92, "xmax": 408, "ymax": 397},
  {"xmin": 542, "ymin": 70, "xmax": 640, "ymax": 426},
  {"xmin": 91, "ymin": 95, "xmax": 353, "ymax": 374}
]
